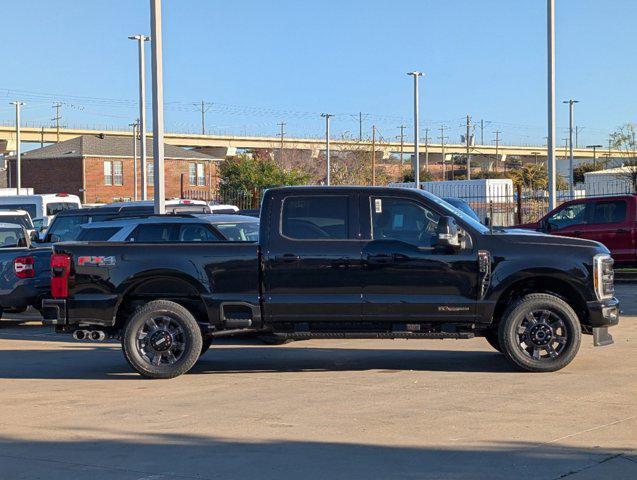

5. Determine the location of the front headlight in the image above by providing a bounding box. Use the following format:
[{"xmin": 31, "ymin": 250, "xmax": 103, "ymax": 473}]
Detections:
[{"xmin": 593, "ymin": 253, "xmax": 614, "ymax": 300}]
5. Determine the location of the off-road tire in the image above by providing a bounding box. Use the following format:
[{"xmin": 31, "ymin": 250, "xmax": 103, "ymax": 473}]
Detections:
[
  {"xmin": 122, "ymin": 300, "xmax": 202, "ymax": 379},
  {"xmin": 499, "ymin": 293, "xmax": 581, "ymax": 372}
]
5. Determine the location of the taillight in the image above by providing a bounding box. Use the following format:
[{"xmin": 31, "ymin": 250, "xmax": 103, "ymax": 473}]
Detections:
[
  {"xmin": 51, "ymin": 253, "xmax": 71, "ymax": 298},
  {"xmin": 14, "ymin": 256, "xmax": 35, "ymax": 279}
]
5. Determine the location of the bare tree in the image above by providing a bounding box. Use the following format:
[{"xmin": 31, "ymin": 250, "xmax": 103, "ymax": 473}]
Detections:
[{"xmin": 610, "ymin": 123, "xmax": 637, "ymax": 193}]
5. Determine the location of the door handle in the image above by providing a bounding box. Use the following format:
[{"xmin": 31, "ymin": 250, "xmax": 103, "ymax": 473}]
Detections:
[
  {"xmin": 617, "ymin": 228, "xmax": 629, "ymax": 234},
  {"xmin": 275, "ymin": 253, "xmax": 300, "ymax": 263},
  {"xmin": 366, "ymin": 253, "xmax": 394, "ymax": 265},
  {"xmin": 331, "ymin": 257, "xmax": 350, "ymax": 268},
  {"xmin": 572, "ymin": 230, "xmax": 582, "ymax": 236}
]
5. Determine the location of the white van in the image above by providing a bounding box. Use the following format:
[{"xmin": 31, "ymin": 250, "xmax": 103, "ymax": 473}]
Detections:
[{"xmin": 0, "ymin": 193, "xmax": 82, "ymax": 230}]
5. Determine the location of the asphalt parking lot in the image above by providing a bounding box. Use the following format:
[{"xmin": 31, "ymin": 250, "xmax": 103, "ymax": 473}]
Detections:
[{"xmin": 0, "ymin": 285, "xmax": 635, "ymax": 480}]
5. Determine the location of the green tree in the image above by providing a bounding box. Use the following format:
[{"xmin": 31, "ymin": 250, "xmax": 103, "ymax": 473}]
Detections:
[
  {"xmin": 610, "ymin": 123, "xmax": 637, "ymax": 193},
  {"xmin": 573, "ymin": 162, "xmax": 606, "ymax": 184},
  {"xmin": 507, "ymin": 164, "xmax": 568, "ymax": 191}
]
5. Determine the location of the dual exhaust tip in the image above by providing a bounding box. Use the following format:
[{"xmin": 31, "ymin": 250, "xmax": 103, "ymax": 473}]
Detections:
[{"xmin": 73, "ymin": 330, "xmax": 106, "ymax": 341}]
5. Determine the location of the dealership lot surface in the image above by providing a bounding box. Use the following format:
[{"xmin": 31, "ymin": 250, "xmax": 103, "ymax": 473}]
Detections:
[{"xmin": 0, "ymin": 285, "xmax": 635, "ymax": 480}]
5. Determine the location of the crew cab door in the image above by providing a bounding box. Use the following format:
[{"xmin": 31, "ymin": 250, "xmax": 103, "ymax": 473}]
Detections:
[
  {"xmin": 262, "ymin": 192, "xmax": 362, "ymax": 323},
  {"xmin": 544, "ymin": 200, "xmax": 590, "ymax": 239},
  {"xmin": 360, "ymin": 194, "xmax": 479, "ymax": 322},
  {"xmin": 579, "ymin": 198, "xmax": 634, "ymax": 263}
]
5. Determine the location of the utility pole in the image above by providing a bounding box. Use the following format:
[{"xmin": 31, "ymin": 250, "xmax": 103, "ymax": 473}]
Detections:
[
  {"xmin": 424, "ymin": 127, "xmax": 429, "ymax": 173},
  {"xmin": 586, "ymin": 144, "xmax": 603, "ymax": 169},
  {"xmin": 194, "ymin": 100, "xmax": 212, "ymax": 135},
  {"xmin": 439, "ymin": 125, "xmax": 447, "ymax": 180},
  {"xmin": 465, "ymin": 114, "xmax": 472, "ymax": 179},
  {"xmin": 150, "ymin": 0, "xmax": 165, "ymax": 214},
  {"xmin": 563, "ymin": 99, "xmax": 578, "ymax": 197},
  {"xmin": 371, "ymin": 125, "xmax": 376, "ymax": 186},
  {"xmin": 493, "ymin": 130, "xmax": 501, "ymax": 172},
  {"xmin": 407, "ymin": 71, "xmax": 423, "ymax": 188},
  {"xmin": 480, "ymin": 119, "xmax": 484, "ymax": 145},
  {"xmin": 608, "ymin": 137, "xmax": 613, "ymax": 166},
  {"xmin": 321, "ymin": 114, "xmax": 333, "ymax": 185},
  {"xmin": 40, "ymin": 126, "xmax": 45, "ymax": 148},
  {"xmin": 359, "ymin": 112, "xmax": 363, "ymax": 141},
  {"xmin": 277, "ymin": 121, "xmax": 286, "ymax": 165},
  {"xmin": 52, "ymin": 102, "xmax": 62, "ymax": 142},
  {"xmin": 128, "ymin": 33, "xmax": 150, "ymax": 201},
  {"xmin": 575, "ymin": 126, "xmax": 583, "ymax": 148},
  {"xmin": 397, "ymin": 125, "xmax": 406, "ymax": 175},
  {"xmin": 547, "ymin": 0, "xmax": 557, "ymax": 209},
  {"xmin": 130, "ymin": 120, "xmax": 140, "ymax": 201},
  {"xmin": 10, "ymin": 101, "xmax": 24, "ymax": 194}
]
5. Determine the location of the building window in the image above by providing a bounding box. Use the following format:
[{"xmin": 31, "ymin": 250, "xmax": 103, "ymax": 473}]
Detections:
[
  {"xmin": 189, "ymin": 163, "xmax": 197, "ymax": 185},
  {"xmin": 113, "ymin": 161, "xmax": 123, "ymax": 186},
  {"xmin": 147, "ymin": 162, "xmax": 154, "ymax": 186},
  {"xmin": 104, "ymin": 161, "xmax": 113, "ymax": 185},
  {"xmin": 197, "ymin": 163, "xmax": 205, "ymax": 186}
]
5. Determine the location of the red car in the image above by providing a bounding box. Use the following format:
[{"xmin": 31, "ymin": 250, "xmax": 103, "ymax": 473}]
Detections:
[{"xmin": 519, "ymin": 194, "xmax": 637, "ymax": 266}]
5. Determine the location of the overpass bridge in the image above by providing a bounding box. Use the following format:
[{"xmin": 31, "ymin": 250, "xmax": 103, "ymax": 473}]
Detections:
[{"xmin": 0, "ymin": 125, "xmax": 622, "ymax": 169}]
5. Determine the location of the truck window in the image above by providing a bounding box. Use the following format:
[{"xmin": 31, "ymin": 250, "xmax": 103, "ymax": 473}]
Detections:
[
  {"xmin": 177, "ymin": 224, "xmax": 221, "ymax": 242},
  {"xmin": 282, "ymin": 196, "xmax": 348, "ymax": 240},
  {"xmin": 0, "ymin": 214, "xmax": 33, "ymax": 229},
  {"xmin": 46, "ymin": 202, "xmax": 79, "ymax": 216},
  {"xmin": 0, "ymin": 227, "xmax": 25, "ymax": 248},
  {"xmin": 126, "ymin": 224, "xmax": 176, "ymax": 242},
  {"xmin": 77, "ymin": 227, "xmax": 121, "ymax": 241},
  {"xmin": 0, "ymin": 204, "xmax": 37, "ymax": 219},
  {"xmin": 371, "ymin": 197, "xmax": 440, "ymax": 248},
  {"xmin": 590, "ymin": 200, "xmax": 626, "ymax": 224},
  {"xmin": 47, "ymin": 215, "xmax": 90, "ymax": 242},
  {"xmin": 547, "ymin": 202, "xmax": 586, "ymax": 230}
]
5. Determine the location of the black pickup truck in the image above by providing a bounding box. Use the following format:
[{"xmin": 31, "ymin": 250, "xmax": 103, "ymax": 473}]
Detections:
[{"xmin": 43, "ymin": 186, "xmax": 619, "ymax": 378}]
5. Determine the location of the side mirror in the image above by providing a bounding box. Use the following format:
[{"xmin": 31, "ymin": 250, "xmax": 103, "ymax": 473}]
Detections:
[
  {"xmin": 436, "ymin": 216, "xmax": 461, "ymax": 251},
  {"xmin": 49, "ymin": 234, "xmax": 61, "ymax": 243},
  {"xmin": 30, "ymin": 231, "xmax": 39, "ymax": 243}
]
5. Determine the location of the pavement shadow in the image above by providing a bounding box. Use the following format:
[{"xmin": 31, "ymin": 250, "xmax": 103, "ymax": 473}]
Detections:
[{"xmin": 0, "ymin": 432, "xmax": 634, "ymax": 480}]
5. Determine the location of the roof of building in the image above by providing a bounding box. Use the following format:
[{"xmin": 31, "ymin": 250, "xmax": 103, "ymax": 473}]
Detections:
[
  {"xmin": 21, "ymin": 135, "xmax": 220, "ymax": 161},
  {"xmin": 585, "ymin": 165, "xmax": 637, "ymax": 176}
]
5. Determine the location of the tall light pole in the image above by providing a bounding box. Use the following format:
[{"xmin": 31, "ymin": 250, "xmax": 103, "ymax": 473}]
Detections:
[
  {"xmin": 407, "ymin": 71, "xmax": 423, "ymax": 188},
  {"xmin": 587, "ymin": 144, "xmax": 603, "ymax": 169},
  {"xmin": 321, "ymin": 113, "xmax": 333, "ymax": 185},
  {"xmin": 547, "ymin": 0, "xmax": 557, "ymax": 210},
  {"xmin": 129, "ymin": 120, "xmax": 139, "ymax": 201},
  {"xmin": 128, "ymin": 34, "xmax": 150, "ymax": 201},
  {"xmin": 10, "ymin": 101, "xmax": 24, "ymax": 194},
  {"xmin": 563, "ymin": 99, "xmax": 579, "ymax": 197},
  {"xmin": 150, "ymin": 0, "xmax": 165, "ymax": 214}
]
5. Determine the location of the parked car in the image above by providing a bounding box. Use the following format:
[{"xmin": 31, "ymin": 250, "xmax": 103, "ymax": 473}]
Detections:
[
  {"xmin": 0, "ymin": 223, "xmax": 51, "ymax": 316},
  {"xmin": 237, "ymin": 209, "xmax": 260, "ymax": 218},
  {"xmin": 43, "ymin": 186, "xmax": 618, "ymax": 379},
  {"xmin": 74, "ymin": 214, "xmax": 259, "ymax": 242},
  {"xmin": 517, "ymin": 194, "xmax": 636, "ymax": 266},
  {"xmin": 41, "ymin": 202, "xmax": 213, "ymax": 243},
  {"xmin": 0, "ymin": 210, "xmax": 36, "ymax": 237},
  {"xmin": 209, "ymin": 203, "xmax": 240, "ymax": 214},
  {"xmin": 0, "ymin": 193, "xmax": 81, "ymax": 232},
  {"xmin": 106, "ymin": 199, "xmax": 211, "ymax": 214}
]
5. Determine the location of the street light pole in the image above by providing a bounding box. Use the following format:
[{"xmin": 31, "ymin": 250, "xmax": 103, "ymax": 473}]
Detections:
[
  {"xmin": 321, "ymin": 113, "xmax": 333, "ymax": 185},
  {"xmin": 587, "ymin": 144, "xmax": 603, "ymax": 169},
  {"xmin": 407, "ymin": 71, "xmax": 423, "ymax": 188},
  {"xmin": 128, "ymin": 34, "xmax": 150, "ymax": 201},
  {"xmin": 547, "ymin": 0, "xmax": 557, "ymax": 210},
  {"xmin": 150, "ymin": 0, "xmax": 165, "ymax": 214},
  {"xmin": 10, "ymin": 101, "xmax": 24, "ymax": 194},
  {"xmin": 563, "ymin": 99, "xmax": 579, "ymax": 197},
  {"xmin": 130, "ymin": 120, "xmax": 139, "ymax": 201}
]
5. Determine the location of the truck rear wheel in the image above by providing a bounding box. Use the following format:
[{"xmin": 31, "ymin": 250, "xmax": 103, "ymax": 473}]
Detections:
[
  {"xmin": 122, "ymin": 300, "xmax": 202, "ymax": 379},
  {"xmin": 498, "ymin": 293, "xmax": 581, "ymax": 372}
]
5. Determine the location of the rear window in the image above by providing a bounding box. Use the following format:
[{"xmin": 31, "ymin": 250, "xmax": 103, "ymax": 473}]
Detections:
[
  {"xmin": 214, "ymin": 222, "xmax": 260, "ymax": 241},
  {"xmin": 591, "ymin": 200, "xmax": 627, "ymax": 224},
  {"xmin": 46, "ymin": 202, "xmax": 79, "ymax": 216},
  {"xmin": 281, "ymin": 196, "xmax": 349, "ymax": 240},
  {"xmin": 47, "ymin": 215, "xmax": 90, "ymax": 242},
  {"xmin": 125, "ymin": 223, "xmax": 222, "ymax": 243},
  {"xmin": 0, "ymin": 214, "xmax": 33, "ymax": 229},
  {"xmin": 77, "ymin": 227, "xmax": 121, "ymax": 241},
  {"xmin": 0, "ymin": 227, "xmax": 26, "ymax": 248},
  {"xmin": 0, "ymin": 204, "xmax": 37, "ymax": 219}
]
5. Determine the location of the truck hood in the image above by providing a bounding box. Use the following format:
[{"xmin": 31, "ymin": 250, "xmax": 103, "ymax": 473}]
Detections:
[{"xmin": 493, "ymin": 228, "xmax": 607, "ymax": 251}]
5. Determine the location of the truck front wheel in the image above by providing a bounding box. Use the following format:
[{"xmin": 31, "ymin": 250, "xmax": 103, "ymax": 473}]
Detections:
[
  {"xmin": 122, "ymin": 300, "xmax": 203, "ymax": 379},
  {"xmin": 498, "ymin": 293, "xmax": 581, "ymax": 372}
]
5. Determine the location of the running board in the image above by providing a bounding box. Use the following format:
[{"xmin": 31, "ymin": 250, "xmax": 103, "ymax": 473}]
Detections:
[{"xmin": 281, "ymin": 331, "xmax": 475, "ymax": 340}]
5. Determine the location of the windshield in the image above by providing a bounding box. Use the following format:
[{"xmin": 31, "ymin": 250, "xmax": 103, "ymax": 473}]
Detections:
[
  {"xmin": 0, "ymin": 214, "xmax": 33, "ymax": 229},
  {"xmin": 0, "ymin": 227, "xmax": 26, "ymax": 248},
  {"xmin": 417, "ymin": 190, "xmax": 490, "ymax": 234},
  {"xmin": 47, "ymin": 202, "xmax": 79, "ymax": 216},
  {"xmin": 47, "ymin": 215, "xmax": 90, "ymax": 242},
  {"xmin": 214, "ymin": 222, "xmax": 260, "ymax": 241}
]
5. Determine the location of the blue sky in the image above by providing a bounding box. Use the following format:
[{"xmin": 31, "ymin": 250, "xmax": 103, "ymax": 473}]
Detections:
[{"xmin": 0, "ymin": 0, "xmax": 634, "ymax": 146}]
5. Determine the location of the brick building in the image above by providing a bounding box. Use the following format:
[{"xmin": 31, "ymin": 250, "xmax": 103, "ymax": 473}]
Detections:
[{"xmin": 6, "ymin": 135, "xmax": 221, "ymax": 203}]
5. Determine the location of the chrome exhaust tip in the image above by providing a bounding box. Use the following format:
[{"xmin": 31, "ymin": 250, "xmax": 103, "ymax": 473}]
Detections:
[
  {"xmin": 89, "ymin": 330, "xmax": 106, "ymax": 341},
  {"xmin": 73, "ymin": 330, "xmax": 86, "ymax": 340}
]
